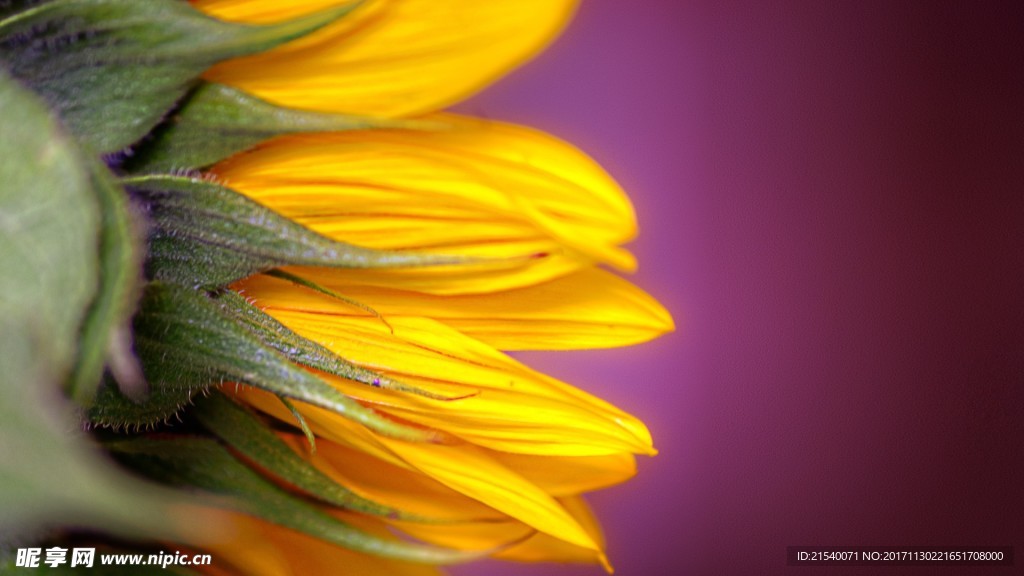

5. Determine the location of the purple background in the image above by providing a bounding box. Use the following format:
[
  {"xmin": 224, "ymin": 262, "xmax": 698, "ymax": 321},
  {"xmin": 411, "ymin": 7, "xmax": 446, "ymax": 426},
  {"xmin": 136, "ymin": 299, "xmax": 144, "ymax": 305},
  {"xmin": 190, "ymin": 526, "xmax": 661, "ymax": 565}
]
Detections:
[{"xmin": 452, "ymin": 1, "xmax": 1024, "ymax": 575}]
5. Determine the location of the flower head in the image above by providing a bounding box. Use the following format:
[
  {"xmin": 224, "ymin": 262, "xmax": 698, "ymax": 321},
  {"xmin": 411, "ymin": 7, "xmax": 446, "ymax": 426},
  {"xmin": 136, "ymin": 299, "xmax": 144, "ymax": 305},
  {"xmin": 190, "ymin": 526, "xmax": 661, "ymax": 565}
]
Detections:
[{"xmin": 0, "ymin": 0, "xmax": 672, "ymax": 574}]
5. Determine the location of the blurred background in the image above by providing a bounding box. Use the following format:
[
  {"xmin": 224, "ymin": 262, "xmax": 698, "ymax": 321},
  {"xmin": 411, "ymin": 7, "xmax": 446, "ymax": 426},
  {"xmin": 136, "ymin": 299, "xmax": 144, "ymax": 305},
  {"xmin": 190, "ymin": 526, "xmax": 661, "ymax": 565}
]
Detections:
[{"xmin": 452, "ymin": 1, "xmax": 1023, "ymax": 574}]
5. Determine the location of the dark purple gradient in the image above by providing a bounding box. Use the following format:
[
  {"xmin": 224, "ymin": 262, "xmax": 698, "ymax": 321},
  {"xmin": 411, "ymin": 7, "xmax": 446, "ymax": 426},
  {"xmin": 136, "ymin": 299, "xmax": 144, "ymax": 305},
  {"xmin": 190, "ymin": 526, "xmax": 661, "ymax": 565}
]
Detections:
[{"xmin": 451, "ymin": 1, "xmax": 1024, "ymax": 575}]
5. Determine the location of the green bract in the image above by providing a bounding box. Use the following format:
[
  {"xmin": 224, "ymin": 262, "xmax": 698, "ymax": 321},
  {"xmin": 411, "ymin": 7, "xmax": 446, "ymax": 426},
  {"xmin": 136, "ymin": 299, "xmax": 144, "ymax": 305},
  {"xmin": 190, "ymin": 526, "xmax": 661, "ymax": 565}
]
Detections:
[
  {"xmin": 0, "ymin": 0, "xmax": 356, "ymax": 153},
  {"xmin": 192, "ymin": 393, "xmax": 427, "ymax": 520},
  {"xmin": 126, "ymin": 175, "xmax": 465, "ymax": 288},
  {"xmin": 126, "ymin": 83, "xmax": 414, "ymax": 173},
  {"xmin": 129, "ymin": 283, "xmax": 444, "ymax": 443}
]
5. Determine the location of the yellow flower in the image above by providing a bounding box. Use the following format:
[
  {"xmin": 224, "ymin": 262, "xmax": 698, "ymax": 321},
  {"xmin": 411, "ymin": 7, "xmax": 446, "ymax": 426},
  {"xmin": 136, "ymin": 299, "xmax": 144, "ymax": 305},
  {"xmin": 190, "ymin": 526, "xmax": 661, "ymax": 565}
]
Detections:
[{"xmin": 187, "ymin": 0, "xmax": 673, "ymax": 573}]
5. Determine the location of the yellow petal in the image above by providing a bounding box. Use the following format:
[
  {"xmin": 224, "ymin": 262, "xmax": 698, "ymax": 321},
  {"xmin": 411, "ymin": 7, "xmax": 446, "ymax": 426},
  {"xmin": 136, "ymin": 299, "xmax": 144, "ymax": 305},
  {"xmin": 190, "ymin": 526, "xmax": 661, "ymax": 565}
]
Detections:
[
  {"xmin": 212, "ymin": 114, "xmax": 637, "ymax": 294},
  {"xmin": 194, "ymin": 0, "xmax": 579, "ymax": 117},
  {"xmin": 391, "ymin": 496, "xmax": 608, "ymax": 567},
  {"xmin": 278, "ymin": 432, "xmax": 504, "ymax": 522},
  {"xmin": 487, "ymin": 451, "xmax": 638, "ymax": 497},
  {"xmin": 280, "ymin": 258, "xmax": 583, "ymax": 298},
  {"xmin": 191, "ymin": 0, "xmax": 361, "ymax": 22},
  {"xmin": 288, "ymin": 435, "xmax": 613, "ymax": 566},
  {"xmin": 236, "ymin": 267, "xmax": 673, "ymax": 350},
  {"xmin": 493, "ymin": 496, "xmax": 609, "ymax": 567},
  {"xmin": 394, "ymin": 518, "xmax": 533, "ymax": 553},
  {"xmin": 233, "ymin": 386, "xmax": 604, "ymax": 553},
  {"xmin": 279, "ymin": 432, "xmax": 631, "ymax": 514},
  {"xmin": 250, "ymin": 310, "xmax": 653, "ymax": 456}
]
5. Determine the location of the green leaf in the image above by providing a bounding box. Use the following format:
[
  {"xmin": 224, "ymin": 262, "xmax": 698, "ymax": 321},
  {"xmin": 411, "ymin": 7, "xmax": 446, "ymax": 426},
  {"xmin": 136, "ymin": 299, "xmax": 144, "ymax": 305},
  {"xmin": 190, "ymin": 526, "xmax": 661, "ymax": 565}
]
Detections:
[
  {"xmin": 126, "ymin": 82, "xmax": 421, "ymax": 173},
  {"xmin": 126, "ymin": 175, "xmax": 465, "ymax": 288},
  {"xmin": 194, "ymin": 392, "xmax": 428, "ymax": 520},
  {"xmin": 0, "ymin": 0, "xmax": 357, "ymax": 153},
  {"xmin": 133, "ymin": 283, "xmax": 444, "ymax": 443},
  {"xmin": 108, "ymin": 437, "xmax": 484, "ymax": 564},
  {"xmin": 67, "ymin": 162, "xmax": 144, "ymax": 405},
  {"xmin": 0, "ymin": 68, "xmax": 175, "ymax": 541}
]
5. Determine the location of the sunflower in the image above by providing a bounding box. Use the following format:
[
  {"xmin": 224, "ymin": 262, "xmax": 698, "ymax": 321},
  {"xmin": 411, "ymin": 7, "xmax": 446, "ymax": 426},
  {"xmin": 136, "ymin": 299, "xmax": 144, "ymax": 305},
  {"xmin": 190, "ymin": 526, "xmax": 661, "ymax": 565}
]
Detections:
[{"xmin": 0, "ymin": 1, "xmax": 672, "ymax": 575}]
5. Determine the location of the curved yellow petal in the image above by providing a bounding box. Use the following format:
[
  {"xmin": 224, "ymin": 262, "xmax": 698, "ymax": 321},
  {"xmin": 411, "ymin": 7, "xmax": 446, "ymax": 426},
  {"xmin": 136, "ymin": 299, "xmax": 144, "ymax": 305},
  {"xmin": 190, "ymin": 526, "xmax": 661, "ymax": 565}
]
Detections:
[
  {"xmin": 494, "ymin": 496, "xmax": 608, "ymax": 567},
  {"xmin": 233, "ymin": 386, "xmax": 603, "ymax": 553},
  {"xmin": 396, "ymin": 519, "xmax": 534, "ymax": 553},
  {"xmin": 487, "ymin": 451, "xmax": 638, "ymax": 497},
  {"xmin": 278, "ymin": 432, "xmax": 504, "ymax": 522},
  {"xmin": 281, "ymin": 435, "xmax": 615, "ymax": 566},
  {"xmin": 250, "ymin": 309, "xmax": 653, "ymax": 456},
  {"xmin": 236, "ymin": 267, "xmax": 673, "ymax": 351},
  {"xmin": 212, "ymin": 114, "xmax": 637, "ymax": 294},
  {"xmin": 276, "ymin": 431, "xmax": 632, "ymax": 518},
  {"xmin": 390, "ymin": 496, "xmax": 607, "ymax": 567},
  {"xmin": 277, "ymin": 430, "xmax": 631, "ymax": 519},
  {"xmin": 280, "ymin": 434, "xmax": 612, "ymax": 566},
  {"xmin": 191, "ymin": 0, "xmax": 360, "ymax": 22},
  {"xmin": 194, "ymin": 0, "xmax": 579, "ymax": 117}
]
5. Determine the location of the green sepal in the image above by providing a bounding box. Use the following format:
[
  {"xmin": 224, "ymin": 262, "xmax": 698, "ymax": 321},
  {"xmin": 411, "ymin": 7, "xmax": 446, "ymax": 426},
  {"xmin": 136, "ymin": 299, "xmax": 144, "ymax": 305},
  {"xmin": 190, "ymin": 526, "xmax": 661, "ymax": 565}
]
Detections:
[
  {"xmin": 133, "ymin": 283, "xmax": 443, "ymax": 443},
  {"xmin": 0, "ymin": 0, "xmax": 357, "ymax": 153},
  {"xmin": 127, "ymin": 82, "xmax": 418, "ymax": 173},
  {"xmin": 125, "ymin": 174, "xmax": 465, "ymax": 288},
  {"xmin": 217, "ymin": 289, "xmax": 460, "ymax": 401},
  {"xmin": 194, "ymin": 392, "xmax": 427, "ymax": 520},
  {"xmin": 278, "ymin": 395, "xmax": 318, "ymax": 453},
  {"xmin": 87, "ymin": 374, "xmax": 199, "ymax": 431},
  {"xmin": 67, "ymin": 162, "xmax": 144, "ymax": 406},
  {"xmin": 108, "ymin": 436, "xmax": 484, "ymax": 564}
]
